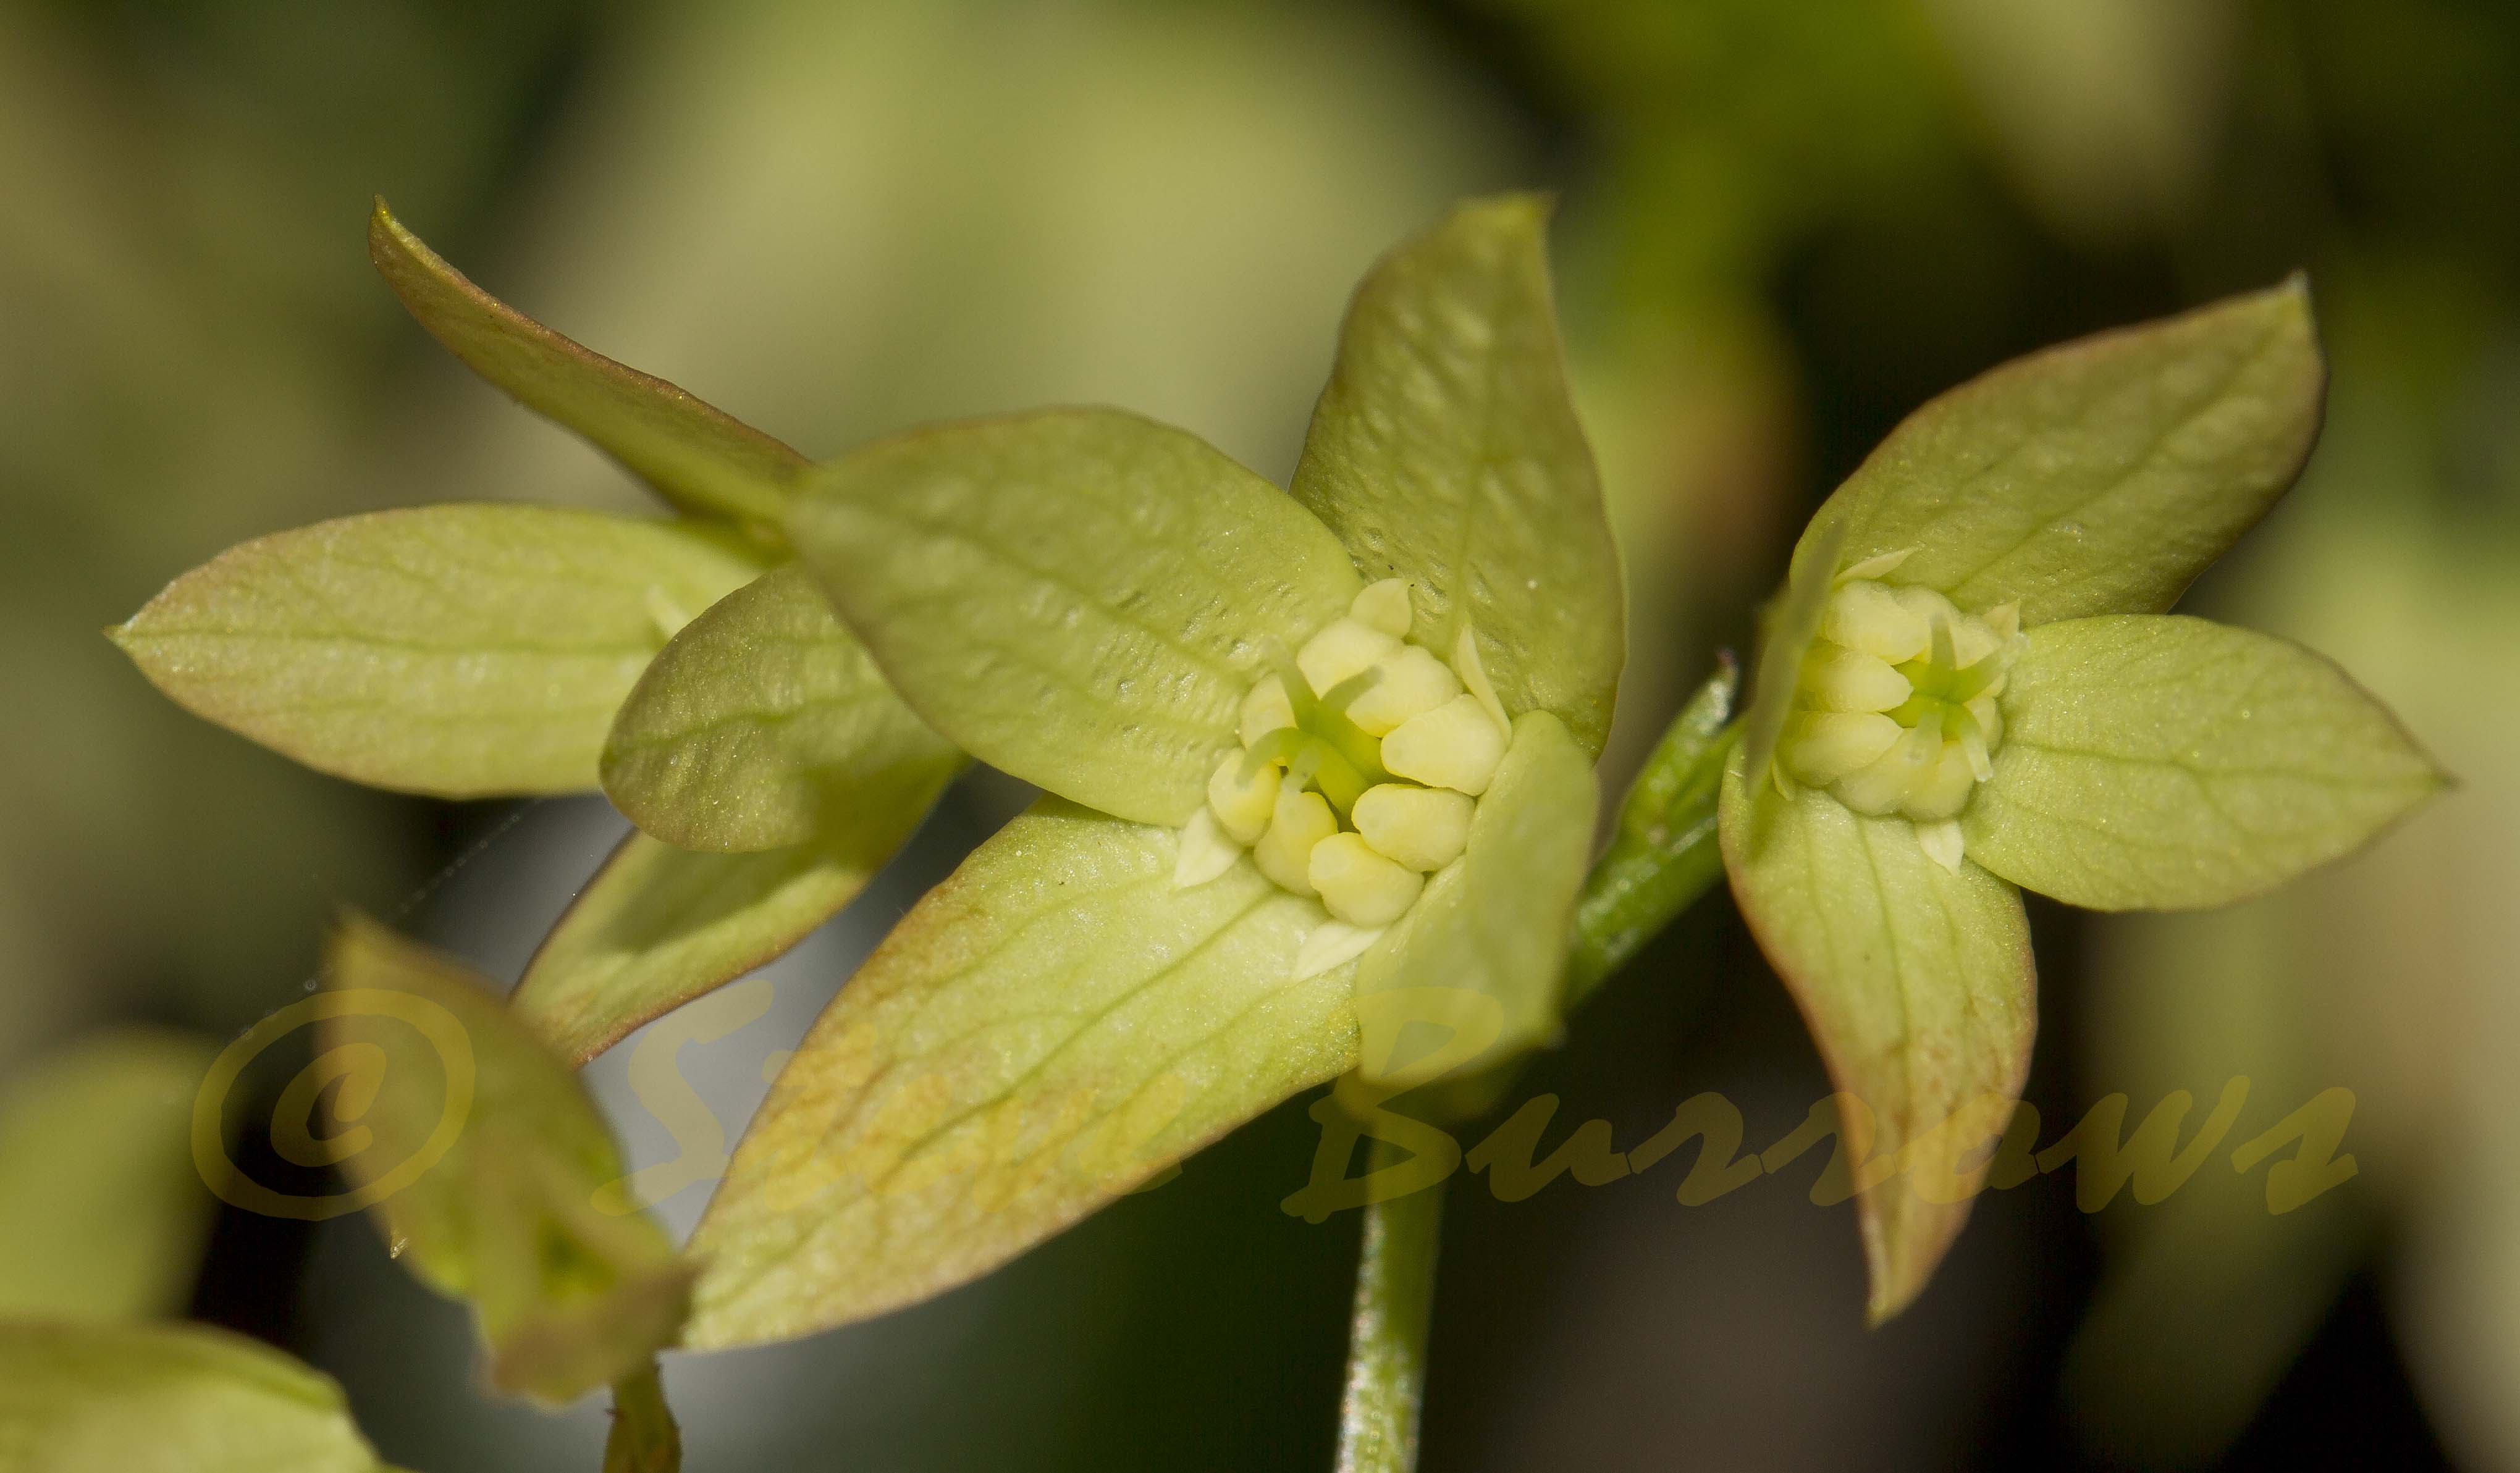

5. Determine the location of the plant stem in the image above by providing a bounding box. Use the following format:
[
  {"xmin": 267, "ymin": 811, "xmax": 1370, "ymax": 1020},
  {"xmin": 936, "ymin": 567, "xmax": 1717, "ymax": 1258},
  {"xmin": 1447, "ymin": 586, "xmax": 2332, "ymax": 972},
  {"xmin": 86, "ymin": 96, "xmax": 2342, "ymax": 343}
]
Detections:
[
  {"xmin": 1334, "ymin": 1143, "xmax": 1446, "ymax": 1473},
  {"xmin": 604, "ymin": 1360, "xmax": 681, "ymax": 1473}
]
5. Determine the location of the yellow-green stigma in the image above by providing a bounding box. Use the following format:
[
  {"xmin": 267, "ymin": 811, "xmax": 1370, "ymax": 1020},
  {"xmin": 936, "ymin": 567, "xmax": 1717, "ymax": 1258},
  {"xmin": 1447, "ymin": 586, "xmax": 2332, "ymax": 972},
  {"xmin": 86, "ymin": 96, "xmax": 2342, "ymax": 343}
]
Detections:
[{"xmin": 1776, "ymin": 575, "xmax": 2024, "ymax": 870}]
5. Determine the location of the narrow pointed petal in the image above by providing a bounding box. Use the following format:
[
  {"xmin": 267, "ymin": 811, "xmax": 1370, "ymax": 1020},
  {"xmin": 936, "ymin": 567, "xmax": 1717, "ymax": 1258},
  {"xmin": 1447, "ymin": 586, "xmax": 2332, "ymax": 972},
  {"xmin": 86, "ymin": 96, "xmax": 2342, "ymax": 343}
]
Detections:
[
  {"xmin": 683, "ymin": 799, "xmax": 1361, "ymax": 1347},
  {"xmin": 1291, "ymin": 195, "xmax": 1624, "ymax": 755},
  {"xmin": 109, "ymin": 506, "xmax": 767, "ymax": 797},
  {"xmin": 1816, "ymin": 279, "xmax": 2324, "ymax": 623},
  {"xmin": 1964, "ymin": 615, "xmax": 2448, "ymax": 910},
  {"xmin": 371, "ymin": 199, "xmax": 801, "ymax": 527},
  {"xmin": 322, "ymin": 917, "xmax": 692, "ymax": 1403},
  {"xmin": 1353, "ymin": 712, "xmax": 1599, "ymax": 1090},
  {"xmin": 790, "ymin": 409, "xmax": 1362, "ymax": 825},
  {"xmin": 601, "ymin": 565, "xmax": 961, "ymax": 854},
  {"xmin": 0, "ymin": 1322, "xmax": 385, "ymax": 1471},
  {"xmin": 513, "ymin": 828, "xmax": 927, "ymax": 1067},
  {"xmin": 1719, "ymin": 756, "xmax": 2036, "ymax": 1322}
]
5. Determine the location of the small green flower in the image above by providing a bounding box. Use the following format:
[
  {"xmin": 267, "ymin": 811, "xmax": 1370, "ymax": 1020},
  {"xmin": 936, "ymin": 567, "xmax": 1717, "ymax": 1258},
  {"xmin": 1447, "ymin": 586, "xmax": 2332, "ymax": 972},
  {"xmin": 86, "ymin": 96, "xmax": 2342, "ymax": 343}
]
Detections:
[
  {"xmin": 682, "ymin": 195, "xmax": 1624, "ymax": 1346},
  {"xmin": 1721, "ymin": 279, "xmax": 2448, "ymax": 1321}
]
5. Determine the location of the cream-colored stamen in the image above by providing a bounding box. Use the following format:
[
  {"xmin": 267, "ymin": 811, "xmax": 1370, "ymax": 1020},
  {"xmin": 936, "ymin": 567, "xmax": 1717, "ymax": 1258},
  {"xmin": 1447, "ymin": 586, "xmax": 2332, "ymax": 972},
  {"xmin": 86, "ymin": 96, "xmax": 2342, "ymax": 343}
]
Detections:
[
  {"xmin": 1308, "ymin": 833, "xmax": 1425, "ymax": 927},
  {"xmin": 1777, "ymin": 577, "xmax": 2025, "ymax": 865},
  {"xmin": 1351, "ymin": 784, "xmax": 1473, "ymax": 871},
  {"xmin": 1382, "ymin": 695, "xmax": 1507, "ymax": 795}
]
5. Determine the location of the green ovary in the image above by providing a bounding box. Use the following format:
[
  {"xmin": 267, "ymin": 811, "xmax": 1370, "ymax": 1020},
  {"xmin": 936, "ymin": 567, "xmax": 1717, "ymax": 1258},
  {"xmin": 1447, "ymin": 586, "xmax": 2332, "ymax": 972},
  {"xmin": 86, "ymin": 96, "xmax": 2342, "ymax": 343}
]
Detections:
[
  {"xmin": 1778, "ymin": 577, "xmax": 2023, "ymax": 836},
  {"xmin": 1182, "ymin": 579, "xmax": 1502, "ymax": 931}
]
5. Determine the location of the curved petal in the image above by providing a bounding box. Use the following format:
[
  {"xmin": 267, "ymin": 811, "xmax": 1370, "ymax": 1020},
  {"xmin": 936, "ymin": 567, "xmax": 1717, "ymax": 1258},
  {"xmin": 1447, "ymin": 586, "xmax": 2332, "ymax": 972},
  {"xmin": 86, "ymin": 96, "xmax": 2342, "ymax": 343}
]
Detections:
[
  {"xmin": 1812, "ymin": 279, "xmax": 2324, "ymax": 623},
  {"xmin": 1719, "ymin": 755, "xmax": 2036, "ymax": 1322},
  {"xmin": 371, "ymin": 199, "xmax": 801, "ymax": 528},
  {"xmin": 512, "ymin": 826, "xmax": 935, "ymax": 1067},
  {"xmin": 789, "ymin": 408, "xmax": 1362, "ymax": 825},
  {"xmin": 0, "ymin": 1322, "xmax": 384, "ymax": 1472},
  {"xmin": 1964, "ymin": 615, "xmax": 2447, "ymax": 910},
  {"xmin": 601, "ymin": 564, "xmax": 961, "ymax": 853},
  {"xmin": 323, "ymin": 918, "xmax": 693, "ymax": 1403},
  {"xmin": 1291, "ymin": 195, "xmax": 1624, "ymax": 753},
  {"xmin": 683, "ymin": 798, "xmax": 1360, "ymax": 1348},
  {"xmin": 109, "ymin": 506, "xmax": 767, "ymax": 797},
  {"xmin": 1353, "ymin": 711, "xmax": 1599, "ymax": 1090}
]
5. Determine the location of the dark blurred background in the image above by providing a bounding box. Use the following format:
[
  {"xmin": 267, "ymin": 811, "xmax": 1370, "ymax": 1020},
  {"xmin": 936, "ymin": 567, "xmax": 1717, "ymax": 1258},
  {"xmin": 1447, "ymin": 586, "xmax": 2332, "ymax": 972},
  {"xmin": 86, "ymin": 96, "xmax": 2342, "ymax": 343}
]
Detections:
[{"xmin": 4, "ymin": 1, "xmax": 2516, "ymax": 1469}]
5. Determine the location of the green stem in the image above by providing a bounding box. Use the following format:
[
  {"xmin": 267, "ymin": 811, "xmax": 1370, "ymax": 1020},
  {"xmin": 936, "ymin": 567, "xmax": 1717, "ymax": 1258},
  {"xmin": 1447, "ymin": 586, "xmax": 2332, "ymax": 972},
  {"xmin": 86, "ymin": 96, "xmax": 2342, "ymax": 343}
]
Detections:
[
  {"xmin": 604, "ymin": 1360, "xmax": 681, "ymax": 1473},
  {"xmin": 1333, "ymin": 1141, "xmax": 1445, "ymax": 1473},
  {"xmin": 1328, "ymin": 661, "xmax": 1744, "ymax": 1472}
]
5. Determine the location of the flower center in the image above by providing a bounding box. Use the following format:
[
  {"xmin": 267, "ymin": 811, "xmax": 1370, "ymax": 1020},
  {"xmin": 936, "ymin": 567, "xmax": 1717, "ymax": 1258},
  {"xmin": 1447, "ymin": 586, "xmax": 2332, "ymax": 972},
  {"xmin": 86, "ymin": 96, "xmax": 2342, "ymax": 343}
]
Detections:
[
  {"xmin": 1178, "ymin": 579, "xmax": 1507, "ymax": 944},
  {"xmin": 1777, "ymin": 577, "xmax": 2023, "ymax": 865}
]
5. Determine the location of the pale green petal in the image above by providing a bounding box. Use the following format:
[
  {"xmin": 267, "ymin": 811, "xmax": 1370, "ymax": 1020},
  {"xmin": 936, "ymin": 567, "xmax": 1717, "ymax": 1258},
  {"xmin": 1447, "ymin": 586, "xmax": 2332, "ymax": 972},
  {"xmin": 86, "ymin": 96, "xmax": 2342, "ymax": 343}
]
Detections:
[
  {"xmin": 0, "ymin": 1031, "xmax": 219, "ymax": 1321},
  {"xmin": 371, "ymin": 199, "xmax": 800, "ymax": 529},
  {"xmin": 1719, "ymin": 755, "xmax": 2036, "ymax": 1323},
  {"xmin": 1738, "ymin": 516, "xmax": 1849, "ymax": 789},
  {"xmin": 1354, "ymin": 712, "xmax": 1598, "ymax": 1089},
  {"xmin": 1814, "ymin": 279, "xmax": 2324, "ymax": 623},
  {"xmin": 514, "ymin": 822, "xmax": 940, "ymax": 1068},
  {"xmin": 0, "ymin": 1321, "xmax": 384, "ymax": 1472},
  {"xmin": 111, "ymin": 506, "xmax": 767, "ymax": 797},
  {"xmin": 321, "ymin": 918, "xmax": 692, "ymax": 1403},
  {"xmin": 789, "ymin": 409, "xmax": 1361, "ymax": 824},
  {"xmin": 1291, "ymin": 195, "xmax": 1624, "ymax": 753},
  {"xmin": 601, "ymin": 564, "xmax": 961, "ymax": 853},
  {"xmin": 1963, "ymin": 615, "xmax": 2446, "ymax": 910},
  {"xmin": 683, "ymin": 799, "xmax": 1360, "ymax": 1348}
]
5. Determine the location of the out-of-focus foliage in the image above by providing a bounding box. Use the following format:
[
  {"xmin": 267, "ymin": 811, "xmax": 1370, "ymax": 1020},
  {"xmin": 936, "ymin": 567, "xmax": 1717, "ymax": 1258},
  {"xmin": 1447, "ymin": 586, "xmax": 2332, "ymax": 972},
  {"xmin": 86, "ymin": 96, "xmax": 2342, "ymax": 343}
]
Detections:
[{"xmin": 0, "ymin": 1030, "xmax": 219, "ymax": 1322}]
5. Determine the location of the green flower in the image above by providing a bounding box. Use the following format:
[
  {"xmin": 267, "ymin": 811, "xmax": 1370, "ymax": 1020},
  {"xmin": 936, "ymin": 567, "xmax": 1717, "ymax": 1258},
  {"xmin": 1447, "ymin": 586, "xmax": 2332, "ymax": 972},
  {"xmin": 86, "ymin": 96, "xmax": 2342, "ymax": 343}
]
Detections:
[
  {"xmin": 111, "ymin": 202, "xmax": 962, "ymax": 1065},
  {"xmin": 1720, "ymin": 279, "xmax": 2448, "ymax": 1321},
  {"xmin": 679, "ymin": 195, "xmax": 1624, "ymax": 1346}
]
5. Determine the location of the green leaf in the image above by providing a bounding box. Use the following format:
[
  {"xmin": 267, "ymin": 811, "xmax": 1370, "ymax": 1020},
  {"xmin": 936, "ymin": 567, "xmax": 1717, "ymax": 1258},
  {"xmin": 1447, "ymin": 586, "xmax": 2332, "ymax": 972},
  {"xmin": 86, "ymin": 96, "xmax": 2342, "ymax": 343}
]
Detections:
[
  {"xmin": 1566, "ymin": 661, "xmax": 1740, "ymax": 1004},
  {"xmin": 0, "ymin": 1031, "xmax": 220, "ymax": 1321},
  {"xmin": 1354, "ymin": 712, "xmax": 1599, "ymax": 1090},
  {"xmin": 321, "ymin": 917, "xmax": 693, "ymax": 1403},
  {"xmin": 1963, "ymin": 615, "xmax": 2446, "ymax": 910},
  {"xmin": 1811, "ymin": 279, "xmax": 2324, "ymax": 624},
  {"xmin": 513, "ymin": 825, "xmax": 928, "ymax": 1068},
  {"xmin": 601, "ymin": 565, "xmax": 961, "ymax": 852},
  {"xmin": 789, "ymin": 409, "xmax": 1362, "ymax": 825},
  {"xmin": 1291, "ymin": 195, "xmax": 1625, "ymax": 754},
  {"xmin": 1719, "ymin": 754, "xmax": 2037, "ymax": 1323},
  {"xmin": 683, "ymin": 798, "xmax": 1360, "ymax": 1347},
  {"xmin": 370, "ymin": 199, "xmax": 802, "ymax": 529},
  {"xmin": 112, "ymin": 506, "xmax": 767, "ymax": 797},
  {"xmin": 0, "ymin": 1320, "xmax": 384, "ymax": 1472}
]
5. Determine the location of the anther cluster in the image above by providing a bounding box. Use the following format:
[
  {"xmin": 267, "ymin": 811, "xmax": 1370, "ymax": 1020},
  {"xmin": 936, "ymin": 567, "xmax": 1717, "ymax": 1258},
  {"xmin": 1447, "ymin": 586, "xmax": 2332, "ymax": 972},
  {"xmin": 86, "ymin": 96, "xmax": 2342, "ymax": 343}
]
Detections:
[
  {"xmin": 1776, "ymin": 573, "xmax": 2024, "ymax": 870},
  {"xmin": 1179, "ymin": 579, "xmax": 1507, "ymax": 945}
]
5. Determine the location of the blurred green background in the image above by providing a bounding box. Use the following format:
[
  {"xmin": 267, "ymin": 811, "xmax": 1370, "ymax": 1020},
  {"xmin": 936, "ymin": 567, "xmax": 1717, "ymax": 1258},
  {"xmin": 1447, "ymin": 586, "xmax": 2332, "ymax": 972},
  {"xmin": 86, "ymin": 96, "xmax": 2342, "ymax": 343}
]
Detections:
[{"xmin": 4, "ymin": 0, "xmax": 2515, "ymax": 1468}]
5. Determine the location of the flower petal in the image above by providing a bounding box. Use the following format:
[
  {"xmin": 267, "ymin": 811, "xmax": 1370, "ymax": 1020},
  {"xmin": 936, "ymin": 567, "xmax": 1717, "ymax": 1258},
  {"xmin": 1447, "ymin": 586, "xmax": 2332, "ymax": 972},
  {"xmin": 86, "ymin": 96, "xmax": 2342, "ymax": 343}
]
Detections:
[
  {"xmin": 790, "ymin": 409, "xmax": 1362, "ymax": 825},
  {"xmin": 1291, "ymin": 195, "xmax": 1624, "ymax": 754},
  {"xmin": 1719, "ymin": 754, "xmax": 2036, "ymax": 1323},
  {"xmin": 601, "ymin": 565, "xmax": 961, "ymax": 853},
  {"xmin": 0, "ymin": 1322, "xmax": 384, "ymax": 1471},
  {"xmin": 108, "ymin": 506, "xmax": 767, "ymax": 797},
  {"xmin": 683, "ymin": 799, "xmax": 1360, "ymax": 1348},
  {"xmin": 1353, "ymin": 711, "xmax": 1599, "ymax": 1091},
  {"xmin": 1963, "ymin": 615, "xmax": 2447, "ymax": 910},
  {"xmin": 1813, "ymin": 278, "xmax": 2324, "ymax": 624},
  {"xmin": 322, "ymin": 917, "xmax": 693, "ymax": 1403},
  {"xmin": 513, "ymin": 828, "xmax": 927, "ymax": 1067},
  {"xmin": 370, "ymin": 200, "xmax": 801, "ymax": 528}
]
